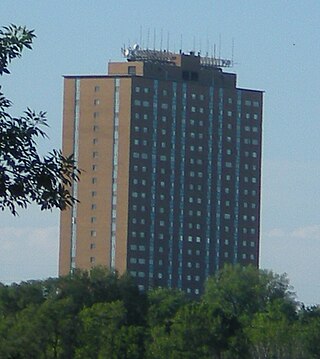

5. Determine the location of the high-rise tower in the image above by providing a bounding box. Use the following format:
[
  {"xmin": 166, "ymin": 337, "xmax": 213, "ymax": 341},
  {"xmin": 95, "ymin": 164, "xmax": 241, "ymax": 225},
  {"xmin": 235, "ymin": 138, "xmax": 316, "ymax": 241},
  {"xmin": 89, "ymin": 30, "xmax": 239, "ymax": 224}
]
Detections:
[{"xmin": 59, "ymin": 46, "xmax": 263, "ymax": 295}]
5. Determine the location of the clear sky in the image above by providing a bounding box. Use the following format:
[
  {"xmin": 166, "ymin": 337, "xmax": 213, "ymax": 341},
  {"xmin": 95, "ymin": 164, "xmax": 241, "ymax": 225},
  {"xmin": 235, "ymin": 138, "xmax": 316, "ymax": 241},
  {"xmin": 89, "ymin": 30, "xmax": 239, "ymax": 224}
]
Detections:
[{"xmin": 1, "ymin": 0, "xmax": 320, "ymax": 305}]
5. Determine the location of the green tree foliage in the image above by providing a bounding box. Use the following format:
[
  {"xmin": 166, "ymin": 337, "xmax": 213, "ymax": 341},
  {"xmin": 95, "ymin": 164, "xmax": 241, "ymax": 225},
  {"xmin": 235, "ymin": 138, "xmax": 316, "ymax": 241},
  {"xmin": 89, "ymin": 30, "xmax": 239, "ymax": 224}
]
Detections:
[
  {"xmin": 0, "ymin": 24, "xmax": 79, "ymax": 215},
  {"xmin": 1, "ymin": 266, "xmax": 320, "ymax": 358},
  {"xmin": 204, "ymin": 264, "xmax": 296, "ymax": 320},
  {"xmin": 76, "ymin": 301, "xmax": 144, "ymax": 359}
]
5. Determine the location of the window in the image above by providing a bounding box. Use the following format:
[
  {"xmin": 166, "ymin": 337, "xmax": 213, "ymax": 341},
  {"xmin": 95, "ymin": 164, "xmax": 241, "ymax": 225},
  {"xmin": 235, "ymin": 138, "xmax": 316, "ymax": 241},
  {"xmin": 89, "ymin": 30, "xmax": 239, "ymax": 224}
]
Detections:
[
  {"xmin": 253, "ymin": 101, "xmax": 259, "ymax": 107},
  {"xmin": 91, "ymin": 204, "xmax": 97, "ymax": 210},
  {"xmin": 93, "ymin": 112, "xmax": 99, "ymax": 119},
  {"xmin": 91, "ymin": 191, "xmax": 97, "ymax": 197},
  {"xmin": 94, "ymin": 99, "xmax": 100, "ymax": 105},
  {"xmin": 92, "ymin": 164, "xmax": 97, "ymax": 171},
  {"xmin": 90, "ymin": 257, "xmax": 95, "ymax": 263},
  {"xmin": 135, "ymin": 86, "xmax": 140, "ymax": 93},
  {"xmin": 142, "ymin": 101, "xmax": 149, "ymax": 107},
  {"xmin": 144, "ymin": 87, "xmax": 149, "ymax": 93},
  {"xmin": 91, "ymin": 217, "xmax": 96, "ymax": 223},
  {"xmin": 245, "ymin": 100, "xmax": 251, "ymax": 106},
  {"xmin": 92, "ymin": 177, "xmax": 97, "ymax": 184},
  {"xmin": 94, "ymin": 86, "xmax": 100, "ymax": 92},
  {"xmin": 93, "ymin": 125, "xmax": 99, "ymax": 132},
  {"xmin": 161, "ymin": 103, "xmax": 168, "ymax": 110},
  {"xmin": 134, "ymin": 99, "xmax": 141, "ymax": 106},
  {"xmin": 91, "ymin": 230, "xmax": 96, "ymax": 237},
  {"xmin": 128, "ymin": 66, "xmax": 136, "ymax": 75}
]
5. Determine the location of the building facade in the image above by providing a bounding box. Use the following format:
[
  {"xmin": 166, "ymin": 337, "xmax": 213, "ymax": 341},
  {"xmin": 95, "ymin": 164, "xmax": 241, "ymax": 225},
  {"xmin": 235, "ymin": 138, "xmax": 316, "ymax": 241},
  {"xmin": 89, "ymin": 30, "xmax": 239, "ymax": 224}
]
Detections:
[{"xmin": 59, "ymin": 47, "xmax": 263, "ymax": 295}]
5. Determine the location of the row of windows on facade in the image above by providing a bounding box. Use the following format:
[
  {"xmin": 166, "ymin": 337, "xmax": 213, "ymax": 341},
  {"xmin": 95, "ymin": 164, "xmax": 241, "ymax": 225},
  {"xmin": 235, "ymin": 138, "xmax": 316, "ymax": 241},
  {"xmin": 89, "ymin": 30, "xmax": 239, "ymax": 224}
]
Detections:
[
  {"xmin": 133, "ymin": 137, "xmax": 259, "ymax": 146},
  {"xmin": 91, "ymin": 84, "xmax": 259, "ymax": 110},
  {"xmin": 131, "ymin": 194, "xmax": 256, "ymax": 208},
  {"xmin": 131, "ymin": 175, "xmax": 259, "ymax": 187},
  {"xmin": 132, "ymin": 163, "xmax": 258, "ymax": 174},
  {"xmin": 134, "ymin": 86, "xmax": 260, "ymax": 108},
  {"xmin": 91, "ymin": 149, "xmax": 259, "ymax": 164},
  {"xmin": 88, "ymin": 212, "xmax": 257, "ymax": 235},
  {"xmin": 130, "ymin": 252, "xmax": 255, "ymax": 271},
  {"xmin": 130, "ymin": 212, "xmax": 257, "ymax": 225},
  {"xmin": 128, "ymin": 237, "xmax": 256, "ymax": 252},
  {"xmin": 132, "ymin": 215, "xmax": 256, "ymax": 232},
  {"xmin": 131, "ymin": 188, "xmax": 258, "ymax": 200},
  {"xmin": 89, "ymin": 186, "xmax": 258, "ymax": 202},
  {"xmin": 133, "ymin": 99, "xmax": 260, "ymax": 117},
  {"xmin": 131, "ymin": 151, "xmax": 258, "ymax": 162},
  {"xmin": 134, "ymin": 112, "xmax": 260, "ymax": 124},
  {"xmin": 132, "ymin": 125, "xmax": 259, "ymax": 135}
]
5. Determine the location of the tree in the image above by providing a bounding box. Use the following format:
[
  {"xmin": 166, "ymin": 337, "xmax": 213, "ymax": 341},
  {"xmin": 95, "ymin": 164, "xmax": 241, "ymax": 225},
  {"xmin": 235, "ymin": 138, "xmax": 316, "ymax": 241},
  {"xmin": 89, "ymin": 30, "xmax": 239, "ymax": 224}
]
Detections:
[
  {"xmin": 0, "ymin": 24, "xmax": 79, "ymax": 215},
  {"xmin": 76, "ymin": 301, "xmax": 145, "ymax": 359},
  {"xmin": 247, "ymin": 300, "xmax": 302, "ymax": 359},
  {"xmin": 204, "ymin": 264, "xmax": 296, "ymax": 321}
]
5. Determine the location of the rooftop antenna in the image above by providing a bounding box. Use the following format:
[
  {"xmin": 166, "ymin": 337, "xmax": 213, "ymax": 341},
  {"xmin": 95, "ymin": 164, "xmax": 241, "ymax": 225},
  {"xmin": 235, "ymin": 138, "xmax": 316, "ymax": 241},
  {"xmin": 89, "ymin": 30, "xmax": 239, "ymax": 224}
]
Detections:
[
  {"xmin": 232, "ymin": 38, "xmax": 235, "ymax": 66},
  {"xmin": 139, "ymin": 25, "xmax": 142, "ymax": 46},
  {"xmin": 219, "ymin": 33, "xmax": 222, "ymax": 59},
  {"xmin": 193, "ymin": 36, "xmax": 196, "ymax": 52},
  {"xmin": 160, "ymin": 28, "xmax": 163, "ymax": 51},
  {"xmin": 206, "ymin": 32, "xmax": 209, "ymax": 56},
  {"xmin": 147, "ymin": 28, "xmax": 150, "ymax": 49},
  {"xmin": 166, "ymin": 31, "xmax": 170, "ymax": 52},
  {"xmin": 199, "ymin": 38, "xmax": 202, "ymax": 55},
  {"xmin": 180, "ymin": 34, "xmax": 183, "ymax": 53},
  {"xmin": 153, "ymin": 28, "xmax": 156, "ymax": 50}
]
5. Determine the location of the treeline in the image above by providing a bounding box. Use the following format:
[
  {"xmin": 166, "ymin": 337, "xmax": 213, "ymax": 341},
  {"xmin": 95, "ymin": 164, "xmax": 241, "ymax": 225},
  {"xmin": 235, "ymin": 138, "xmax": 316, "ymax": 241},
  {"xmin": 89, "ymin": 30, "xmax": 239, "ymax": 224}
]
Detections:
[{"xmin": 0, "ymin": 266, "xmax": 320, "ymax": 358}]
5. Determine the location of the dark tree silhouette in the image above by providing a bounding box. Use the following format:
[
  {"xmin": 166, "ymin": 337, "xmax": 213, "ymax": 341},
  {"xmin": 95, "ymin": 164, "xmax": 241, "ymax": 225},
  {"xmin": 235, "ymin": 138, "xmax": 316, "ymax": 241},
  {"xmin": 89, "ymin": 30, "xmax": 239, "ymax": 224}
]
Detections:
[{"xmin": 0, "ymin": 25, "xmax": 79, "ymax": 214}]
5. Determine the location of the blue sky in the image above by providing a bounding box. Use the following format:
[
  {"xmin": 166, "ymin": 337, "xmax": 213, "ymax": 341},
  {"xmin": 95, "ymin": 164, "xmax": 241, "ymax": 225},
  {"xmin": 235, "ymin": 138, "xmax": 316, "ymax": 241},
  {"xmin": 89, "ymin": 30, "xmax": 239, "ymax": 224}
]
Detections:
[{"xmin": 1, "ymin": 0, "xmax": 320, "ymax": 304}]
